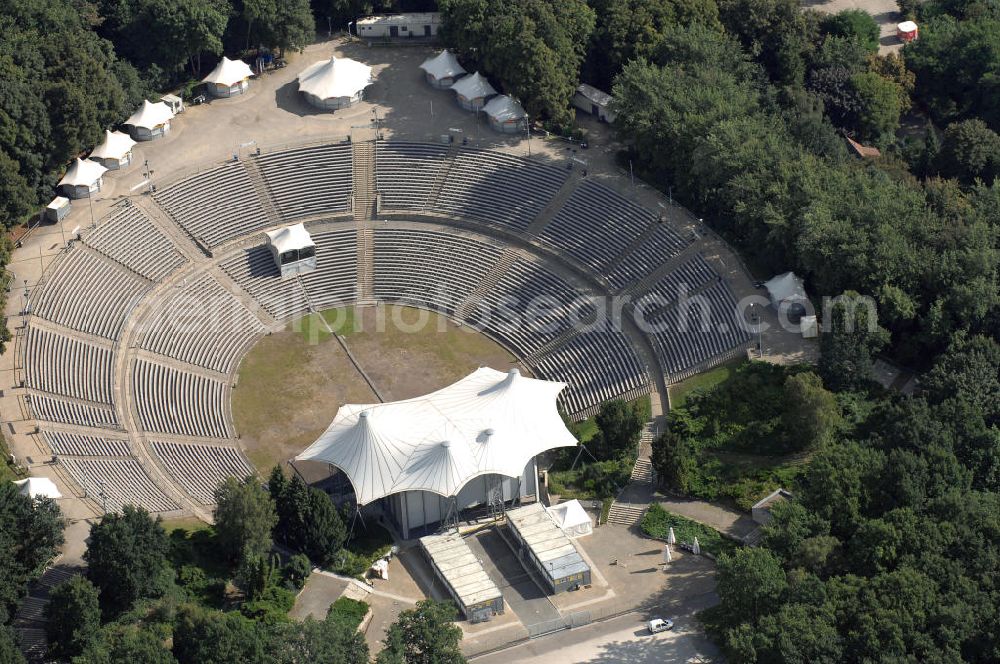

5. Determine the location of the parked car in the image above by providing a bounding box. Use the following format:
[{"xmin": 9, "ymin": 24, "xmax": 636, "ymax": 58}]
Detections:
[{"xmin": 647, "ymin": 618, "xmax": 673, "ymax": 634}]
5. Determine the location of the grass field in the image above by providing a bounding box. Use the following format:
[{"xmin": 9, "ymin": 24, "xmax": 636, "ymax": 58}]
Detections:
[
  {"xmin": 233, "ymin": 305, "xmax": 521, "ymax": 474},
  {"xmin": 668, "ymin": 358, "xmax": 746, "ymax": 410},
  {"xmin": 1, "ymin": 431, "xmax": 24, "ymax": 483}
]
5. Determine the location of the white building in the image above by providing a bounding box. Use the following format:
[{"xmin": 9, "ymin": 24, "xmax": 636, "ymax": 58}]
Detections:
[
  {"xmin": 297, "ymin": 56, "xmax": 374, "ymax": 110},
  {"xmin": 123, "ymin": 99, "xmax": 174, "ymax": 141},
  {"xmin": 295, "ymin": 367, "xmax": 577, "ymax": 538},
  {"xmin": 265, "ymin": 223, "xmax": 316, "ymax": 278},
  {"xmin": 483, "ymin": 95, "xmax": 527, "ymax": 134},
  {"xmin": 354, "ymin": 13, "xmax": 441, "ymax": 39},
  {"xmin": 764, "ymin": 271, "xmax": 809, "ymax": 320},
  {"xmin": 89, "ymin": 130, "xmax": 137, "ymax": 170},
  {"xmin": 573, "ymin": 84, "xmax": 616, "ymax": 123},
  {"xmin": 202, "ymin": 56, "xmax": 255, "ymax": 97},
  {"xmin": 57, "ymin": 158, "xmax": 108, "ymax": 199},
  {"xmin": 419, "ymin": 50, "xmax": 466, "ymax": 89},
  {"xmin": 450, "ymin": 72, "xmax": 496, "ymax": 111}
]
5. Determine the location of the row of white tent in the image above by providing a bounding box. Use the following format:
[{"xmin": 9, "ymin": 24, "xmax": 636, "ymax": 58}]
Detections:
[{"xmin": 419, "ymin": 50, "xmax": 527, "ymax": 134}]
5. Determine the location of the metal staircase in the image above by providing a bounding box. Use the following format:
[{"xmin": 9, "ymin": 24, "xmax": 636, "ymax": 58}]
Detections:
[{"xmin": 352, "ymin": 139, "xmax": 377, "ymax": 304}]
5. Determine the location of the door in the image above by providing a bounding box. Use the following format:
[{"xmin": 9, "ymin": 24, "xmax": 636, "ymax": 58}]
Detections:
[
  {"xmin": 424, "ymin": 25, "xmax": 432, "ymax": 37},
  {"xmin": 389, "ymin": 25, "xmax": 399, "ymax": 37}
]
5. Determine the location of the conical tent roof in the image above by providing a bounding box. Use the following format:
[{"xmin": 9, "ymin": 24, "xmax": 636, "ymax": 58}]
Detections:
[
  {"xmin": 764, "ymin": 271, "xmax": 806, "ymax": 304},
  {"xmin": 419, "ymin": 50, "xmax": 466, "ymax": 80},
  {"xmin": 124, "ymin": 100, "xmax": 174, "ymax": 129},
  {"xmin": 89, "ymin": 130, "xmax": 136, "ymax": 160},
  {"xmin": 58, "ymin": 158, "xmax": 107, "ymax": 187},
  {"xmin": 202, "ymin": 56, "xmax": 254, "ymax": 86},
  {"xmin": 295, "ymin": 367, "xmax": 577, "ymax": 504},
  {"xmin": 14, "ymin": 477, "xmax": 62, "ymax": 500},
  {"xmin": 450, "ymin": 71, "xmax": 496, "ymax": 100},
  {"xmin": 483, "ymin": 95, "xmax": 526, "ymax": 122},
  {"xmin": 297, "ymin": 56, "xmax": 373, "ymax": 100}
]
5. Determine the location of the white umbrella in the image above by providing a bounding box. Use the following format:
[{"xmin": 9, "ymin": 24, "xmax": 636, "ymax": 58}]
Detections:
[
  {"xmin": 663, "ymin": 544, "xmax": 672, "ymax": 564},
  {"xmin": 692, "ymin": 537, "xmax": 701, "ymax": 555},
  {"xmin": 668, "ymin": 526, "xmax": 676, "ymax": 545}
]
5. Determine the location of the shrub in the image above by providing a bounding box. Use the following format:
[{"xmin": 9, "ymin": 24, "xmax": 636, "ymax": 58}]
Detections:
[
  {"xmin": 283, "ymin": 554, "xmax": 312, "ymax": 590},
  {"xmin": 327, "ymin": 597, "xmax": 369, "ymax": 631},
  {"xmin": 640, "ymin": 503, "xmax": 737, "ymax": 557}
]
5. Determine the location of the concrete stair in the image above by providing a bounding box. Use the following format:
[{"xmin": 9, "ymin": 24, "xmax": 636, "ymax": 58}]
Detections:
[
  {"xmin": 606, "ymin": 502, "xmax": 645, "ymax": 526},
  {"xmin": 630, "ymin": 458, "xmax": 653, "ymax": 484}
]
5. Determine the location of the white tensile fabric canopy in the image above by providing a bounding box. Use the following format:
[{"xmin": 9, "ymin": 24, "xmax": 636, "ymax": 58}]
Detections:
[
  {"xmin": 124, "ymin": 100, "xmax": 174, "ymax": 129},
  {"xmin": 450, "ymin": 71, "xmax": 496, "ymax": 100},
  {"xmin": 297, "ymin": 56, "xmax": 373, "ymax": 100},
  {"xmin": 58, "ymin": 158, "xmax": 107, "ymax": 187},
  {"xmin": 419, "ymin": 50, "xmax": 466, "ymax": 80},
  {"xmin": 90, "ymin": 130, "xmax": 136, "ymax": 160},
  {"xmin": 547, "ymin": 499, "xmax": 593, "ymax": 538},
  {"xmin": 14, "ymin": 477, "xmax": 62, "ymax": 500},
  {"xmin": 265, "ymin": 223, "xmax": 314, "ymax": 253},
  {"xmin": 202, "ymin": 56, "xmax": 254, "ymax": 86},
  {"xmin": 295, "ymin": 368, "xmax": 577, "ymax": 504},
  {"xmin": 483, "ymin": 95, "xmax": 526, "ymax": 122},
  {"xmin": 764, "ymin": 271, "xmax": 807, "ymax": 305}
]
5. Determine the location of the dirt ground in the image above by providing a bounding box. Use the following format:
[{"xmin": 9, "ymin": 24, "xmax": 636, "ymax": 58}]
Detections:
[{"xmin": 233, "ymin": 305, "xmax": 521, "ymax": 473}]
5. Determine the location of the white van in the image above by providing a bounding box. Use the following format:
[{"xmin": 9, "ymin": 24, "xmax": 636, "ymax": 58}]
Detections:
[{"xmin": 647, "ymin": 618, "xmax": 673, "ymax": 634}]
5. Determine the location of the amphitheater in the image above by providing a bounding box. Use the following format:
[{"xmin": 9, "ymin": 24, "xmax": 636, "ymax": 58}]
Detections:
[{"xmin": 7, "ymin": 43, "xmax": 759, "ymax": 521}]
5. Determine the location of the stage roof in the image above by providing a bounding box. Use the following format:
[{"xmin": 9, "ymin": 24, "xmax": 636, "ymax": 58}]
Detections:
[{"xmin": 294, "ymin": 367, "xmax": 577, "ymax": 504}]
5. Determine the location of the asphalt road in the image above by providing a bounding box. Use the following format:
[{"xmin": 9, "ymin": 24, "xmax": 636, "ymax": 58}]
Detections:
[{"xmin": 471, "ymin": 611, "xmax": 720, "ymax": 664}]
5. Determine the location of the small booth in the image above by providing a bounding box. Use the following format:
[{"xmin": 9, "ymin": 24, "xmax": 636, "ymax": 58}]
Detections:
[
  {"xmin": 14, "ymin": 477, "xmax": 62, "ymax": 500},
  {"xmin": 483, "ymin": 95, "xmax": 527, "ymax": 134},
  {"xmin": 89, "ymin": 130, "xmax": 137, "ymax": 170},
  {"xmin": 202, "ymin": 56, "xmax": 255, "ymax": 97},
  {"xmin": 45, "ymin": 196, "xmax": 71, "ymax": 223},
  {"xmin": 124, "ymin": 99, "xmax": 175, "ymax": 141},
  {"xmin": 546, "ymin": 499, "xmax": 593, "ymax": 539},
  {"xmin": 419, "ymin": 49, "xmax": 466, "ymax": 89},
  {"xmin": 450, "ymin": 72, "xmax": 496, "ymax": 111},
  {"xmin": 161, "ymin": 93, "xmax": 184, "ymax": 115},
  {"xmin": 763, "ymin": 271, "xmax": 809, "ymax": 321},
  {"xmin": 297, "ymin": 56, "xmax": 374, "ymax": 110},
  {"xmin": 572, "ymin": 84, "xmax": 616, "ymax": 123},
  {"xmin": 800, "ymin": 315, "xmax": 819, "ymax": 339},
  {"xmin": 57, "ymin": 158, "xmax": 108, "ymax": 199},
  {"xmin": 897, "ymin": 21, "xmax": 919, "ymax": 43},
  {"xmin": 265, "ymin": 223, "xmax": 316, "ymax": 278}
]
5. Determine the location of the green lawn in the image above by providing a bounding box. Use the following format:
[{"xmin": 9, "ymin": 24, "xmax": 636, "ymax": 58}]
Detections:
[
  {"xmin": 295, "ymin": 306, "xmax": 358, "ymax": 344},
  {"xmin": 668, "ymin": 358, "xmax": 746, "ymax": 410},
  {"xmin": 1, "ymin": 432, "xmax": 24, "ymax": 483}
]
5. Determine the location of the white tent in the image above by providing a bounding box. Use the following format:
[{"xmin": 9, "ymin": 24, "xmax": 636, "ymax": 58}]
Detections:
[
  {"xmin": 547, "ymin": 499, "xmax": 593, "ymax": 538},
  {"xmin": 450, "ymin": 72, "xmax": 496, "ymax": 111},
  {"xmin": 57, "ymin": 158, "xmax": 107, "ymax": 199},
  {"xmin": 483, "ymin": 95, "xmax": 527, "ymax": 134},
  {"xmin": 295, "ymin": 367, "xmax": 577, "ymax": 505},
  {"xmin": 419, "ymin": 50, "xmax": 466, "ymax": 88},
  {"xmin": 265, "ymin": 223, "xmax": 317, "ymax": 277},
  {"xmin": 202, "ymin": 56, "xmax": 255, "ymax": 97},
  {"xmin": 297, "ymin": 56, "xmax": 373, "ymax": 110},
  {"xmin": 14, "ymin": 477, "xmax": 62, "ymax": 500},
  {"xmin": 89, "ymin": 130, "xmax": 136, "ymax": 170},
  {"xmin": 124, "ymin": 100, "xmax": 174, "ymax": 140},
  {"xmin": 764, "ymin": 272, "xmax": 806, "ymax": 307}
]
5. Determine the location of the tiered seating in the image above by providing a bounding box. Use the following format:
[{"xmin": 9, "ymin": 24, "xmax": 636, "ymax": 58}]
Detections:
[
  {"xmin": 375, "ymin": 142, "xmax": 449, "ymax": 209},
  {"xmin": 87, "ymin": 204, "xmax": 186, "ymax": 281},
  {"xmin": 373, "ymin": 229, "xmax": 502, "ymax": 313},
  {"xmin": 154, "ymin": 162, "xmax": 269, "ymax": 248},
  {"xmin": 537, "ymin": 181, "xmax": 653, "ymax": 275},
  {"xmin": 532, "ymin": 329, "xmax": 649, "ymax": 416},
  {"xmin": 645, "ymin": 281, "xmax": 751, "ymax": 376},
  {"xmin": 606, "ymin": 224, "xmax": 690, "ymax": 291},
  {"xmin": 633, "ymin": 254, "xmax": 718, "ymax": 318},
  {"xmin": 28, "ymin": 394, "xmax": 119, "ymax": 429},
  {"xmin": 256, "ymin": 143, "xmax": 352, "ymax": 219},
  {"xmin": 23, "ymin": 327, "xmax": 114, "ymax": 404},
  {"xmin": 220, "ymin": 246, "xmax": 310, "ymax": 321},
  {"xmin": 150, "ymin": 441, "xmax": 255, "ymax": 504},
  {"xmin": 60, "ymin": 458, "xmax": 177, "ymax": 513},
  {"xmin": 43, "ymin": 432, "xmax": 130, "ymax": 457},
  {"xmin": 132, "ymin": 360, "xmax": 230, "ymax": 439},
  {"xmin": 467, "ymin": 259, "xmax": 595, "ymax": 356},
  {"xmin": 432, "ymin": 149, "xmax": 567, "ymax": 230},
  {"xmin": 30, "ymin": 247, "xmax": 149, "ymax": 340},
  {"xmin": 140, "ymin": 273, "xmax": 265, "ymax": 373},
  {"xmin": 298, "ymin": 228, "xmax": 359, "ymax": 309}
]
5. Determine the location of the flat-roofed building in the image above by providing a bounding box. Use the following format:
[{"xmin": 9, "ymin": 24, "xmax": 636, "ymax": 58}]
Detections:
[
  {"xmin": 505, "ymin": 502, "xmax": 590, "ymax": 594},
  {"xmin": 420, "ymin": 531, "xmax": 503, "ymax": 622}
]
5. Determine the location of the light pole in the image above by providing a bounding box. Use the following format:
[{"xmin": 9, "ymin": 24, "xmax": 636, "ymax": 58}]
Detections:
[{"xmin": 525, "ymin": 113, "xmax": 531, "ymax": 157}]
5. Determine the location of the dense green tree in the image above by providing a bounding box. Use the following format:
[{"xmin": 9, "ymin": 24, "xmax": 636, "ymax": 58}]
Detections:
[
  {"xmin": 74, "ymin": 625, "xmax": 177, "ymax": 664},
  {"xmin": 592, "ymin": 399, "xmax": 644, "ymax": 461},
  {"xmin": 650, "ymin": 429, "xmax": 697, "ymax": 492},
  {"xmin": 45, "ymin": 576, "xmax": 101, "ymax": 659},
  {"xmin": 213, "ymin": 476, "xmax": 277, "ymax": 567},
  {"xmin": 935, "ymin": 119, "xmax": 1000, "ymax": 185},
  {"xmin": 238, "ymin": 0, "xmax": 316, "ymax": 52},
  {"xmin": 716, "ymin": 548, "xmax": 787, "ymax": 625},
  {"xmin": 756, "ymin": 603, "xmax": 843, "ymax": 664},
  {"xmin": 717, "ymin": 0, "xmax": 816, "ymax": 85},
  {"xmin": 375, "ymin": 599, "xmax": 465, "ymax": 664},
  {"xmin": 849, "ymin": 70, "xmax": 902, "ymax": 141},
  {"xmin": 270, "ymin": 469, "xmax": 347, "ymax": 567},
  {"xmin": 0, "ymin": 626, "xmax": 25, "ymax": 664},
  {"xmin": 817, "ymin": 294, "xmax": 889, "ymax": 392},
  {"xmin": 84, "ymin": 506, "xmax": 172, "ymax": 619},
  {"xmin": 780, "ymin": 372, "xmax": 842, "ymax": 451},
  {"xmin": 172, "ymin": 604, "xmax": 269, "ymax": 664},
  {"xmin": 820, "ymin": 9, "xmax": 879, "ymax": 51},
  {"xmin": 0, "ymin": 482, "xmax": 64, "ymax": 624},
  {"xmin": 923, "ymin": 333, "xmax": 1000, "ymax": 422},
  {"xmin": 271, "ymin": 613, "xmax": 369, "ymax": 664}
]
